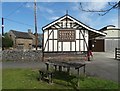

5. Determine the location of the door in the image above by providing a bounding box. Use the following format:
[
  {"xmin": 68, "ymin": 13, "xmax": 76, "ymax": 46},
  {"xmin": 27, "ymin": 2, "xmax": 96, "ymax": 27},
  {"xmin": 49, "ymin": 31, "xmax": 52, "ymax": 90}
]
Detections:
[{"xmin": 92, "ymin": 39, "xmax": 104, "ymax": 52}]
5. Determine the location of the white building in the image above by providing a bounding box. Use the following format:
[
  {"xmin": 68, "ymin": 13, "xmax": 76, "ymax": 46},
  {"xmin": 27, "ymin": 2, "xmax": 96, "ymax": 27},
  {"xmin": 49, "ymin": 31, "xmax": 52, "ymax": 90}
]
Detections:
[
  {"xmin": 100, "ymin": 25, "xmax": 120, "ymax": 52},
  {"xmin": 42, "ymin": 14, "xmax": 106, "ymax": 61}
]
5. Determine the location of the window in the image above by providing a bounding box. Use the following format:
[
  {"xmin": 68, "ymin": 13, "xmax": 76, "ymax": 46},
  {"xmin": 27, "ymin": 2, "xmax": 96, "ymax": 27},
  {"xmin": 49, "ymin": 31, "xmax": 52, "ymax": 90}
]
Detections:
[
  {"xmin": 18, "ymin": 43, "xmax": 24, "ymax": 46},
  {"xmin": 17, "ymin": 43, "xmax": 24, "ymax": 49},
  {"xmin": 58, "ymin": 30, "xmax": 75, "ymax": 42}
]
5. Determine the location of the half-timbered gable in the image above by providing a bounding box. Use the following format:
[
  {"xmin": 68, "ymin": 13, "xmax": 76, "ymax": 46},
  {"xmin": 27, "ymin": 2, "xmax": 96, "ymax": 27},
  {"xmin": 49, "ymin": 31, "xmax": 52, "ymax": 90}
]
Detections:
[{"xmin": 42, "ymin": 14, "xmax": 106, "ymax": 54}]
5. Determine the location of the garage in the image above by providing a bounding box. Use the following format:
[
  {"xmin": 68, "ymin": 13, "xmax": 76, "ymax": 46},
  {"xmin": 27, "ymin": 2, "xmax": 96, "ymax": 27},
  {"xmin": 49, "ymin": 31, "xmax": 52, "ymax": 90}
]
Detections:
[{"xmin": 92, "ymin": 39, "xmax": 105, "ymax": 52}]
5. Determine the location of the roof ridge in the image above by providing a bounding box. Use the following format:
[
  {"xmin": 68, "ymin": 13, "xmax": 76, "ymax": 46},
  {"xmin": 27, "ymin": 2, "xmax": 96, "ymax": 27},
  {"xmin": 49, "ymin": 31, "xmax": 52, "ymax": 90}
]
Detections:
[
  {"xmin": 10, "ymin": 30, "xmax": 33, "ymax": 39},
  {"xmin": 10, "ymin": 30, "xmax": 29, "ymax": 34}
]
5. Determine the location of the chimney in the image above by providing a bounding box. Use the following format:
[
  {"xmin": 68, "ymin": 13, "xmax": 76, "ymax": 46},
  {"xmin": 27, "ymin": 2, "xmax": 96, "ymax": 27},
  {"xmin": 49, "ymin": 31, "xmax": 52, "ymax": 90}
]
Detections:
[{"xmin": 28, "ymin": 29, "xmax": 32, "ymax": 34}]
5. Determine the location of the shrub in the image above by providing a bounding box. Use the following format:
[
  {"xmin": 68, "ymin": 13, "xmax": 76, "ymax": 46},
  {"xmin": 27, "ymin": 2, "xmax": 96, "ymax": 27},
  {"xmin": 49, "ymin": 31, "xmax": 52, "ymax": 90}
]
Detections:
[{"xmin": 2, "ymin": 33, "xmax": 13, "ymax": 49}]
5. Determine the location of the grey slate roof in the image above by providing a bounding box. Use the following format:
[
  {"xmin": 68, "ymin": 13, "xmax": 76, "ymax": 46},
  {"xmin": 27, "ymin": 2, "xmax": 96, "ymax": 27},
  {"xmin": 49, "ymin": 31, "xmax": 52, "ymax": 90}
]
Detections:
[{"xmin": 10, "ymin": 30, "xmax": 32, "ymax": 39}]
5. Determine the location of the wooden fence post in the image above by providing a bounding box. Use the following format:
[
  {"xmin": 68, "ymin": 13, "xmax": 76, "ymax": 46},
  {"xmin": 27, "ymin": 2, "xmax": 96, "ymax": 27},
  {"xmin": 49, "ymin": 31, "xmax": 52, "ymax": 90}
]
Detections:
[{"xmin": 115, "ymin": 48, "xmax": 117, "ymax": 59}]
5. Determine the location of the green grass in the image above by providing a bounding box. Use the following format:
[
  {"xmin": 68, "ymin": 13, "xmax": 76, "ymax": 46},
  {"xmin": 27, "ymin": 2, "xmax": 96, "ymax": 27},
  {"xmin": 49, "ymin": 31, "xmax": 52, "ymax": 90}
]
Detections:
[
  {"xmin": 2, "ymin": 68, "xmax": 119, "ymax": 90},
  {"xmin": 0, "ymin": 69, "xmax": 2, "ymax": 90}
]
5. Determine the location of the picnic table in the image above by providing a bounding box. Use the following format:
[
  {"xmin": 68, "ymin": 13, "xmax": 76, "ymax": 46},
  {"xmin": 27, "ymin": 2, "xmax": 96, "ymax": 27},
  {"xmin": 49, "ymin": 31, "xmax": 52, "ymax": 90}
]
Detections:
[{"xmin": 44, "ymin": 60, "xmax": 86, "ymax": 87}]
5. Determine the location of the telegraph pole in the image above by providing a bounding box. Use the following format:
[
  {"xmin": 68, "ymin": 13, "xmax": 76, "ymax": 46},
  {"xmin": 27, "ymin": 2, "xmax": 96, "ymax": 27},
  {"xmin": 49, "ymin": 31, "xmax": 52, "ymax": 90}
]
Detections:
[
  {"xmin": 118, "ymin": 1, "xmax": 120, "ymax": 48},
  {"xmin": 2, "ymin": 17, "xmax": 4, "ymax": 36},
  {"xmin": 2, "ymin": 17, "xmax": 4, "ymax": 50},
  {"xmin": 34, "ymin": 0, "xmax": 38, "ymax": 50}
]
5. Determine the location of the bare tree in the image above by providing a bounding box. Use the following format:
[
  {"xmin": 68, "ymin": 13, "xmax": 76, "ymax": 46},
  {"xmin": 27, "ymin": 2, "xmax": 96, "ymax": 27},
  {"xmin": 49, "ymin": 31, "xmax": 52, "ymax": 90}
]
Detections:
[{"xmin": 79, "ymin": 1, "xmax": 119, "ymax": 16}]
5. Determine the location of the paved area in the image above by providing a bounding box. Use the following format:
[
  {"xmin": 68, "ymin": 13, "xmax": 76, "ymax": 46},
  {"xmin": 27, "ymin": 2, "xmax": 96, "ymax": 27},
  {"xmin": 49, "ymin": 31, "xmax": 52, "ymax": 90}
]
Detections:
[
  {"xmin": 2, "ymin": 52, "xmax": 119, "ymax": 82},
  {"xmin": 86, "ymin": 52, "xmax": 119, "ymax": 82}
]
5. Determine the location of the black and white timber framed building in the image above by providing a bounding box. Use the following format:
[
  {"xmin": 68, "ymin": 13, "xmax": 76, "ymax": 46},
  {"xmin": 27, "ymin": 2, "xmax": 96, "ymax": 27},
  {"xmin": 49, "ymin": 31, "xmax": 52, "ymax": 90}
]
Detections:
[{"xmin": 42, "ymin": 14, "xmax": 106, "ymax": 61}]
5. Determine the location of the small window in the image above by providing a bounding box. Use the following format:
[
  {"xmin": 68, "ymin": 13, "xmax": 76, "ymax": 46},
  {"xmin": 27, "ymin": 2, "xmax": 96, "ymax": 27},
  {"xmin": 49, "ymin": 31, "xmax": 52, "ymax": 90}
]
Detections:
[
  {"xmin": 17, "ymin": 44, "xmax": 24, "ymax": 49},
  {"xmin": 18, "ymin": 43, "xmax": 24, "ymax": 46}
]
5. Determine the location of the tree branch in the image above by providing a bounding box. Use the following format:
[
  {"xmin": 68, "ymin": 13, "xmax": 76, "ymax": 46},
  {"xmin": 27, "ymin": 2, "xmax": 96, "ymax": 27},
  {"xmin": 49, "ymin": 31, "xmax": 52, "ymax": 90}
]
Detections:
[{"xmin": 79, "ymin": 2, "xmax": 118, "ymax": 16}]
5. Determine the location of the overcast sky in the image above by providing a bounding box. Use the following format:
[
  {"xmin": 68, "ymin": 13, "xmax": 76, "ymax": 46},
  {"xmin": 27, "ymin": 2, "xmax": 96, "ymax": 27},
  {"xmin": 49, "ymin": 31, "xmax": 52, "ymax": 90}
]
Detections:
[{"xmin": 1, "ymin": 1, "xmax": 118, "ymax": 34}]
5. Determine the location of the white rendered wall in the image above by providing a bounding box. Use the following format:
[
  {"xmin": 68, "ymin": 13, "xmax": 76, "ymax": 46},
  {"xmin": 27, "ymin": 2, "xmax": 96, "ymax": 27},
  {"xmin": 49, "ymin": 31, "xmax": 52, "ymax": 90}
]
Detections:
[
  {"xmin": 63, "ymin": 42, "xmax": 70, "ymax": 51},
  {"xmin": 54, "ymin": 40, "xmax": 57, "ymax": 51},
  {"xmin": 72, "ymin": 42, "xmax": 75, "ymax": 51},
  {"xmin": 76, "ymin": 30, "xmax": 79, "ymax": 39},
  {"xmin": 49, "ymin": 40, "xmax": 53, "ymax": 51},
  {"xmin": 80, "ymin": 40, "xmax": 83, "ymax": 51},
  {"xmin": 76, "ymin": 40, "xmax": 79, "ymax": 51},
  {"xmin": 58, "ymin": 42, "xmax": 61, "ymax": 51},
  {"xmin": 49, "ymin": 30, "xmax": 53, "ymax": 39},
  {"xmin": 44, "ymin": 29, "xmax": 89, "ymax": 52},
  {"xmin": 104, "ymin": 30, "xmax": 119, "ymax": 37},
  {"xmin": 85, "ymin": 30, "xmax": 88, "ymax": 51},
  {"xmin": 54, "ymin": 30, "xmax": 57, "ymax": 39},
  {"xmin": 44, "ymin": 30, "xmax": 48, "ymax": 51}
]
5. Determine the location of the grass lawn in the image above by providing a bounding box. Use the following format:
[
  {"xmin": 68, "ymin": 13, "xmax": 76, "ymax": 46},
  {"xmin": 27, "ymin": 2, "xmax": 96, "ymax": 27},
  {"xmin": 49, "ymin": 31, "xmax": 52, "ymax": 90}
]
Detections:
[
  {"xmin": 0, "ymin": 69, "xmax": 2, "ymax": 90},
  {"xmin": 2, "ymin": 68, "xmax": 119, "ymax": 90}
]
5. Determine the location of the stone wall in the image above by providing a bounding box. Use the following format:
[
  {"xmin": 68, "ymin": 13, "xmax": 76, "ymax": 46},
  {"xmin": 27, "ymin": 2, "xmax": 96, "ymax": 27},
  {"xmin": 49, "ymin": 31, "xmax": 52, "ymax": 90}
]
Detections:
[
  {"xmin": 2, "ymin": 50, "xmax": 42, "ymax": 61},
  {"xmin": 16, "ymin": 38, "xmax": 33, "ymax": 49}
]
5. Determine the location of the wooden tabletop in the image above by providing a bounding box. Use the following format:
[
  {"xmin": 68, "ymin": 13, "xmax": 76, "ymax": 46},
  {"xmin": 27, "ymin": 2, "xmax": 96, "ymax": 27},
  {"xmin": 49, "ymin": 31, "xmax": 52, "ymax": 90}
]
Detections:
[{"xmin": 45, "ymin": 60, "xmax": 86, "ymax": 69}]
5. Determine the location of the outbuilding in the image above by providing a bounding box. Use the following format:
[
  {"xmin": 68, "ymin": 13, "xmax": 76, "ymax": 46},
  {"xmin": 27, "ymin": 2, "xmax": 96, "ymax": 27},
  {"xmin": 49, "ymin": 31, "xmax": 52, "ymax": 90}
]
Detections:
[
  {"xmin": 9, "ymin": 30, "xmax": 33, "ymax": 50},
  {"xmin": 100, "ymin": 25, "xmax": 120, "ymax": 52}
]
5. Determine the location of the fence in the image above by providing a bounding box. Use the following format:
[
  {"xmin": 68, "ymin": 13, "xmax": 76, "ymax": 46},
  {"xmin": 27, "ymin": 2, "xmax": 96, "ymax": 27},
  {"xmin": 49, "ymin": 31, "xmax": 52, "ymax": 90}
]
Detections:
[{"xmin": 115, "ymin": 48, "xmax": 120, "ymax": 60}]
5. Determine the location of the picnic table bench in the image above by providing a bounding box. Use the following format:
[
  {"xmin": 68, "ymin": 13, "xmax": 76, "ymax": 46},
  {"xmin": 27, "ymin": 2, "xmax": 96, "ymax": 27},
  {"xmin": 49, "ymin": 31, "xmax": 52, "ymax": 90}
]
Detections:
[
  {"xmin": 44, "ymin": 60, "xmax": 86, "ymax": 87},
  {"xmin": 38, "ymin": 70, "xmax": 53, "ymax": 84}
]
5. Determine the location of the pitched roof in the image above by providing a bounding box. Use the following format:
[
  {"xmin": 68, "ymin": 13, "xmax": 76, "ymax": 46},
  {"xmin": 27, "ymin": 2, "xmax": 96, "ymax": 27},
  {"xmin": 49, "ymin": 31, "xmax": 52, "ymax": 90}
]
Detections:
[
  {"xmin": 10, "ymin": 30, "xmax": 32, "ymax": 39},
  {"xmin": 99, "ymin": 25, "xmax": 120, "ymax": 32},
  {"xmin": 42, "ymin": 14, "xmax": 106, "ymax": 36}
]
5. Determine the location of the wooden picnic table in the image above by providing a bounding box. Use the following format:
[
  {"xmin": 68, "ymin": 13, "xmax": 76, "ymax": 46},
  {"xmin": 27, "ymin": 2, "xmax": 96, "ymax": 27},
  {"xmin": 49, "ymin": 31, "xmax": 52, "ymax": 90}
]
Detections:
[{"xmin": 45, "ymin": 60, "xmax": 86, "ymax": 87}]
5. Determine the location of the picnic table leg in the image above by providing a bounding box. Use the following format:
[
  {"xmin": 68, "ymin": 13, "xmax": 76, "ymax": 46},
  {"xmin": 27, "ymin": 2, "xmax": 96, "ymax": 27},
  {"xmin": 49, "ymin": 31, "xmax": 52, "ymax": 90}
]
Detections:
[
  {"xmin": 50, "ymin": 73, "xmax": 53, "ymax": 83},
  {"xmin": 59, "ymin": 66, "xmax": 62, "ymax": 72},
  {"xmin": 54, "ymin": 65, "xmax": 57, "ymax": 71},
  {"xmin": 83, "ymin": 65, "xmax": 86, "ymax": 81},
  {"xmin": 48, "ymin": 73, "xmax": 52, "ymax": 84},
  {"xmin": 83, "ymin": 65, "xmax": 86, "ymax": 75},
  {"xmin": 67, "ymin": 67, "xmax": 70, "ymax": 74},
  {"xmin": 41, "ymin": 72, "xmax": 44, "ymax": 81},
  {"xmin": 46, "ymin": 63, "xmax": 49, "ymax": 71},
  {"xmin": 38, "ymin": 71, "xmax": 41, "ymax": 81},
  {"xmin": 77, "ymin": 68, "xmax": 80, "ymax": 87}
]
